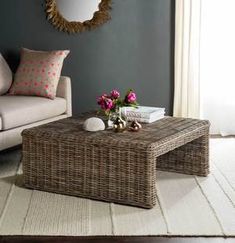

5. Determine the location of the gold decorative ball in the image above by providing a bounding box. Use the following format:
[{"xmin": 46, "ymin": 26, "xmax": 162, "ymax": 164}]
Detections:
[{"xmin": 129, "ymin": 121, "xmax": 142, "ymax": 132}]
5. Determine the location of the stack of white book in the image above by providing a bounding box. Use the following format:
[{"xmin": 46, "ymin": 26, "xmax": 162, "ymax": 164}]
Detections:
[{"xmin": 121, "ymin": 106, "xmax": 165, "ymax": 123}]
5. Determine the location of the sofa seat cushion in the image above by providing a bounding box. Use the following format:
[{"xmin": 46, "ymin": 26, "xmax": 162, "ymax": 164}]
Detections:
[{"xmin": 0, "ymin": 96, "xmax": 66, "ymax": 130}]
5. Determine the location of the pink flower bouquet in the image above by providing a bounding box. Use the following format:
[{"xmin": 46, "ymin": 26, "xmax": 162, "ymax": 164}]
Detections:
[{"xmin": 97, "ymin": 89, "xmax": 138, "ymax": 116}]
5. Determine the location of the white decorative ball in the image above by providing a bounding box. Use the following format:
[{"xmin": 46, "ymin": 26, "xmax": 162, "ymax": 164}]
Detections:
[{"xmin": 83, "ymin": 117, "xmax": 105, "ymax": 132}]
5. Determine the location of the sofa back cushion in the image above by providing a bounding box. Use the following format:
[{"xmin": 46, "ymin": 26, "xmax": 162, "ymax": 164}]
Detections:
[
  {"xmin": 9, "ymin": 48, "xmax": 69, "ymax": 99},
  {"xmin": 0, "ymin": 54, "xmax": 12, "ymax": 95}
]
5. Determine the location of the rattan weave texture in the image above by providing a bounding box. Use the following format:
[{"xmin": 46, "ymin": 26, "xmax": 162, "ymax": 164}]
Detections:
[{"xmin": 22, "ymin": 116, "xmax": 210, "ymax": 208}]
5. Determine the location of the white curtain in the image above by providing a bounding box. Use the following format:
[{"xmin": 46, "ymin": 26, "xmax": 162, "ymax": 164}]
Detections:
[
  {"xmin": 200, "ymin": 0, "xmax": 235, "ymax": 135},
  {"xmin": 173, "ymin": 0, "xmax": 201, "ymax": 118}
]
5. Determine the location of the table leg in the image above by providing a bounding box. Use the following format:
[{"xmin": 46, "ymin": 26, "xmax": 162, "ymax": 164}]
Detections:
[
  {"xmin": 156, "ymin": 134, "xmax": 209, "ymax": 176},
  {"xmin": 23, "ymin": 139, "xmax": 157, "ymax": 208}
]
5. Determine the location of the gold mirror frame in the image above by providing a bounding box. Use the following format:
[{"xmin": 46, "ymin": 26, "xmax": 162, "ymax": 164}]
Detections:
[{"xmin": 45, "ymin": 0, "xmax": 112, "ymax": 34}]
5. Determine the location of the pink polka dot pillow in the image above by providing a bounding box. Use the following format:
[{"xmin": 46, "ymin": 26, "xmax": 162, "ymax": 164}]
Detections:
[{"xmin": 9, "ymin": 48, "xmax": 70, "ymax": 99}]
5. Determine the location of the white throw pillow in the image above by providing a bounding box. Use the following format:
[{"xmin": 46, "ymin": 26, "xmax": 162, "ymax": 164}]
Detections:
[{"xmin": 0, "ymin": 54, "xmax": 12, "ymax": 95}]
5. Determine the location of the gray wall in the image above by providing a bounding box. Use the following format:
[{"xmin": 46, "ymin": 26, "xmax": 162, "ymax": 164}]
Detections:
[{"xmin": 0, "ymin": 0, "xmax": 175, "ymax": 115}]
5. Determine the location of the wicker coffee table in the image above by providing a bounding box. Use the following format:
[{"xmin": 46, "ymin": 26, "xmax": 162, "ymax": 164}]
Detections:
[{"xmin": 22, "ymin": 115, "xmax": 210, "ymax": 208}]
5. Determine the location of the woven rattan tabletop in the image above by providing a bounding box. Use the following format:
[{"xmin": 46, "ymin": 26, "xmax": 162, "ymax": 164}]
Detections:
[{"xmin": 22, "ymin": 115, "xmax": 209, "ymax": 154}]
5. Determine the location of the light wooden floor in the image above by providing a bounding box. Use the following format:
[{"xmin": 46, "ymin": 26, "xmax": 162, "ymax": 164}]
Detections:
[{"xmin": 0, "ymin": 236, "xmax": 234, "ymax": 243}]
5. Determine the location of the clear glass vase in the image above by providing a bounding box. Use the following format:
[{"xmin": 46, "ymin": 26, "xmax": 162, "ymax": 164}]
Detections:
[{"xmin": 107, "ymin": 108, "xmax": 126, "ymax": 128}]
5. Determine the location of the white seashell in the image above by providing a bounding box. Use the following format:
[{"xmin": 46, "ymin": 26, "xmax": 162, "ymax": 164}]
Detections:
[{"xmin": 83, "ymin": 117, "xmax": 105, "ymax": 132}]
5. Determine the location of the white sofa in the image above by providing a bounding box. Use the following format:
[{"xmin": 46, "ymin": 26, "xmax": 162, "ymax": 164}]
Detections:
[{"xmin": 0, "ymin": 76, "xmax": 72, "ymax": 151}]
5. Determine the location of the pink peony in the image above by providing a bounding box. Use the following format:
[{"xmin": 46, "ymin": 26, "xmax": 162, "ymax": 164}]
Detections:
[
  {"xmin": 110, "ymin": 89, "xmax": 120, "ymax": 99},
  {"xmin": 126, "ymin": 91, "xmax": 137, "ymax": 103},
  {"xmin": 97, "ymin": 96, "xmax": 104, "ymax": 105},
  {"xmin": 103, "ymin": 98, "xmax": 114, "ymax": 110},
  {"xmin": 97, "ymin": 94, "xmax": 114, "ymax": 110},
  {"xmin": 97, "ymin": 94, "xmax": 107, "ymax": 105}
]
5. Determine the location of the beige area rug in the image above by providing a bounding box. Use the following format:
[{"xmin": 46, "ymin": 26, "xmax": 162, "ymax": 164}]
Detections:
[{"xmin": 0, "ymin": 138, "xmax": 234, "ymax": 237}]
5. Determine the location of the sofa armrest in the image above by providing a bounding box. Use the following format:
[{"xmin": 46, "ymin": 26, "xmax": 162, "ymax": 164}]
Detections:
[{"xmin": 56, "ymin": 76, "xmax": 72, "ymax": 117}]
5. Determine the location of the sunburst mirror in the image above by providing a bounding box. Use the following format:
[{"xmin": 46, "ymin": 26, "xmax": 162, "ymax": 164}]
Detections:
[{"xmin": 45, "ymin": 0, "xmax": 112, "ymax": 34}]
